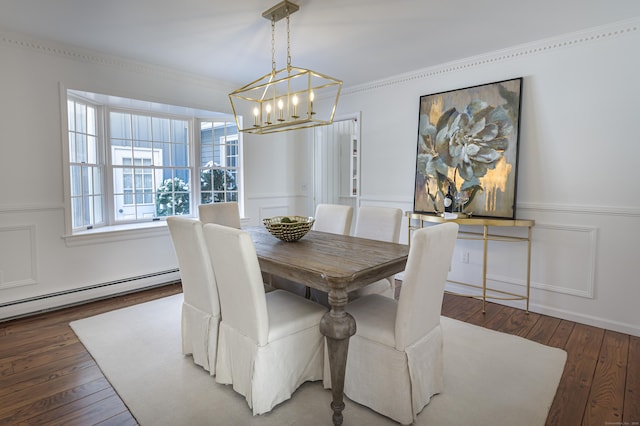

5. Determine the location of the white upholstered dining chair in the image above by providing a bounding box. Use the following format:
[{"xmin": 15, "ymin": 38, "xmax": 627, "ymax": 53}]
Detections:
[
  {"xmin": 198, "ymin": 202, "xmax": 241, "ymax": 229},
  {"xmin": 166, "ymin": 217, "xmax": 220, "ymax": 374},
  {"xmin": 312, "ymin": 203, "xmax": 353, "ymax": 235},
  {"xmin": 324, "ymin": 222, "xmax": 459, "ymax": 425},
  {"xmin": 202, "ymin": 223, "xmax": 328, "ymax": 415},
  {"xmin": 350, "ymin": 206, "xmax": 403, "ymax": 299}
]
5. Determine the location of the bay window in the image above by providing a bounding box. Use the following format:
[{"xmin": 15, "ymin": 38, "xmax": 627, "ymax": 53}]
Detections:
[{"xmin": 64, "ymin": 90, "xmax": 241, "ymax": 235}]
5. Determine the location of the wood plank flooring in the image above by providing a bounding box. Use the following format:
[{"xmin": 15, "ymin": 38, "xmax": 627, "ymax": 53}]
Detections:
[{"xmin": 0, "ymin": 283, "xmax": 638, "ymax": 425}]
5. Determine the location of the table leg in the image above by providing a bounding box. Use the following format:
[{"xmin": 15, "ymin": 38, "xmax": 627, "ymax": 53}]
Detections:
[{"xmin": 320, "ymin": 287, "xmax": 356, "ymax": 426}]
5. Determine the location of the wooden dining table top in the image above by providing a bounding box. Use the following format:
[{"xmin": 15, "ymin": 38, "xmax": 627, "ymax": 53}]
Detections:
[{"xmin": 246, "ymin": 226, "xmax": 410, "ymax": 293}]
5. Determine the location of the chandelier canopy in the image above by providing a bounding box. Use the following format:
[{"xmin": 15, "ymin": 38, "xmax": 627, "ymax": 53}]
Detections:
[{"xmin": 229, "ymin": 1, "xmax": 342, "ymax": 134}]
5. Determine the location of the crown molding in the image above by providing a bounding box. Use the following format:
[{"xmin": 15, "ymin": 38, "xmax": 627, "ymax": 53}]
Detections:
[
  {"xmin": 0, "ymin": 28, "xmax": 237, "ymax": 92},
  {"xmin": 2, "ymin": 17, "xmax": 639, "ymax": 98},
  {"xmin": 343, "ymin": 17, "xmax": 640, "ymax": 95}
]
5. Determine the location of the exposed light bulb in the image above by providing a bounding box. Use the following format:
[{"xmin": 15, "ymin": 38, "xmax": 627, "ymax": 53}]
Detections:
[
  {"xmin": 253, "ymin": 107, "xmax": 259, "ymax": 126},
  {"xmin": 292, "ymin": 95, "xmax": 299, "ymax": 118},
  {"xmin": 309, "ymin": 91, "xmax": 315, "ymax": 115},
  {"xmin": 277, "ymin": 99, "xmax": 284, "ymax": 121}
]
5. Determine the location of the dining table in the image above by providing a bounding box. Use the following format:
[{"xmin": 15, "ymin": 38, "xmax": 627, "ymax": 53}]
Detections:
[{"xmin": 247, "ymin": 226, "xmax": 410, "ymax": 425}]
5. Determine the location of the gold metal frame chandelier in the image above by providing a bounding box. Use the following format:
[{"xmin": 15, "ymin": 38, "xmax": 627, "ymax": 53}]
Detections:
[{"xmin": 229, "ymin": 1, "xmax": 342, "ymax": 134}]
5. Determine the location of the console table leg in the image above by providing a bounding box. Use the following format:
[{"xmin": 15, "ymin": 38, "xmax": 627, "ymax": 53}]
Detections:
[
  {"xmin": 482, "ymin": 225, "xmax": 488, "ymax": 313},
  {"xmin": 525, "ymin": 226, "xmax": 533, "ymax": 313}
]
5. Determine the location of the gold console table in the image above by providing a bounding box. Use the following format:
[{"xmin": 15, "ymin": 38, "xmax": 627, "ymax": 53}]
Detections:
[{"xmin": 405, "ymin": 212, "xmax": 535, "ymax": 313}]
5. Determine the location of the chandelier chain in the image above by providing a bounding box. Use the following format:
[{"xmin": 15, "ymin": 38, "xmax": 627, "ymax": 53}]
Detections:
[
  {"xmin": 286, "ymin": 7, "xmax": 291, "ymax": 69},
  {"xmin": 271, "ymin": 15, "xmax": 276, "ymax": 75}
]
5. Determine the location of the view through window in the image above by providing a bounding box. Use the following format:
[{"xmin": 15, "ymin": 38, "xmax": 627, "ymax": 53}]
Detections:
[{"xmin": 66, "ymin": 91, "xmax": 240, "ymax": 233}]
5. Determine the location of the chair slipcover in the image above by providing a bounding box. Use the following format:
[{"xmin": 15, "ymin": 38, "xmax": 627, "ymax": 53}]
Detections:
[
  {"xmin": 312, "ymin": 203, "xmax": 353, "ymax": 235},
  {"xmin": 351, "ymin": 206, "xmax": 403, "ymax": 299},
  {"xmin": 198, "ymin": 202, "xmax": 241, "ymax": 229},
  {"xmin": 166, "ymin": 217, "xmax": 220, "ymax": 374},
  {"xmin": 203, "ymin": 223, "xmax": 328, "ymax": 415},
  {"xmin": 324, "ymin": 223, "xmax": 459, "ymax": 425}
]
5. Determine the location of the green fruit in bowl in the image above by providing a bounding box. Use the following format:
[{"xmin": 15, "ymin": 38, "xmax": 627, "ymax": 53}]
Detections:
[{"xmin": 281, "ymin": 217, "xmax": 292, "ymax": 223}]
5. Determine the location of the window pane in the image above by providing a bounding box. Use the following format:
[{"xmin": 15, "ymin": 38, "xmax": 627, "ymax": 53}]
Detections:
[
  {"xmin": 200, "ymin": 192, "xmax": 212, "ymax": 204},
  {"xmin": 87, "ymin": 105, "xmax": 96, "ymax": 135},
  {"xmin": 75, "ymin": 103, "xmax": 86, "ymax": 133},
  {"xmin": 227, "ymin": 169, "xmax": 238, "ymax": 190},
  {"xmin": 92, "ymin": 167, "xmax": 102, "ymax": 195},
  {"xmin": 93, "ymin": 195, "xmax": 103, "ymax": 223},
  {"xmin": 110, "ymin": 135, "xmax": 130, "ymax": 150},
  {"xmin": 72, "ymin": 197, "xmax": 83, "ymax": 228},
  {"xmin": 153, "ymin": 143, "xmax": 169, "ymax": 166},
  {"xmin": 132, "ymin": 114, "xmax": 151, "ymax": 141},
  {"xmin": 70, "ymin": 166, "xmax": 82, "ymax": 196},
  {"xmin": 114, "ymin": 193, "xmax": 127, "ymax": 220},
  {"xmin": 201, "ymin": 122, "xmax": 212, "ymax": 144},
  {"xmin": 200, "ymin": 169, "xmax": 212, "ymax": 192},
  {"xmin": 156, "ymin": 174, "xmax": 189, "ymax": 217},
  {"xmin": 87, "ymin": 136, "xmax": 97, "ymax": 164},
  {"xmin": 68, "ymin": 100, "xmax": 75, "ymax": 132},
  {"xmin": 82, "ymin": 166, "xmax": 91, "ymax": 196},
  {"xmin": 172, "ymin": 142, "xmax": 188, "ymax": 167},
  {"xmin": 132, "ymin": 147, "xmax": 154, "ymax": 162},
  {"xmin": 110, "ymin": 112, "xmax": 131, "ymax": 139},
  {"xmin": 172, "ymin": 119, "xmax": 188, "ymax": 143},
  {"xmin": 175, "ymin": 169, "xmax": 190, "ymax": 187},
  {"xmin": 76, "ymin": 134, "xmax": 87, "ymax": 163},
  {"xmin": 69, "ymin": 134, "xmax": 77, "ymax": 163},
  {"xmin": 134, "ymin": 139, "xmax": 153, "ymax": 150},
  {"xmin": 153, "ymin": 117, "xmax": 170, "ymax": 142},
  {"xmin": 213, "ymin": 191, "xmax": 225, "ymax": 202}
]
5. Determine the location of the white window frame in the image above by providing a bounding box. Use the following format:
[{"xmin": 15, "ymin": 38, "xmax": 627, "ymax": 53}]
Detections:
[
  {"xmin": 198, "ymin": 120, "xmax": 241, "ymax": 205},
  {"xmin": 60, "ymin": 87, "xmax": 242, "ymax": 243}
]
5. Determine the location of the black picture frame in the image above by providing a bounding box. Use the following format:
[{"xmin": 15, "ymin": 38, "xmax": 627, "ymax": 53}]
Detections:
[{"xmin": 413, "ymin": 77, "xmax": 523, "ymax": 219}]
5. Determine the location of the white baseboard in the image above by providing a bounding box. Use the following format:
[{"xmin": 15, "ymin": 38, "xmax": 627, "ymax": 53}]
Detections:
[
  {"xmin": 442, "ymin": 282, "xmax": 640, "ymax": 337},
  {"xmin": 0, "ymin": 270, "xmax": 180, "ymax": 322}
]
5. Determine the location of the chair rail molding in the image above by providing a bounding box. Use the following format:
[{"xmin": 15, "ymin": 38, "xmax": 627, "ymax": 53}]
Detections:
[
  {"xmin": 517, "ymin": 202, "xmax": 640, "ymax": 217},
  {"xmin": 0, "ymin": 203, "xmax": 64, "ymax": 213},
  {"xmin": 259, "ymin": 205, "xmax": 290, "ymax": 221}
]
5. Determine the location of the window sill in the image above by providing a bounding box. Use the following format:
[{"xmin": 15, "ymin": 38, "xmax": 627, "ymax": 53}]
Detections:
[{"xmin": 63, "ymin": 221, "xmax": 170, "ymax": 247}]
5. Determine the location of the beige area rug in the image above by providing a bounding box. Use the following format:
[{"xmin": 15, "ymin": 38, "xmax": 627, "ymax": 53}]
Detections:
[{"xmin": 70, "ymin": 294, "xmax": 566, "ymax": 426}]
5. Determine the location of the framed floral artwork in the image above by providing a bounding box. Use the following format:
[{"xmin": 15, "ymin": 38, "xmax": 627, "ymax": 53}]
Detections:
[{"xmin": 413, "ymin": 77, "xmax": 523, "ymax": 219}]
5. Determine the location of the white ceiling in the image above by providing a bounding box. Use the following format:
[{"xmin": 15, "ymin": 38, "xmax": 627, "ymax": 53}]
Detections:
[{"xmin": 1, "ymin": 0, "xmax": 640, "ymax": 88}]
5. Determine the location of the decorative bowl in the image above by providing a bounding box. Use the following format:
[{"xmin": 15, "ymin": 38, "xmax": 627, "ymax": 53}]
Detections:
[{"xmin": 263, "ymin": 216, "xmax": 315, "ymax": 242}]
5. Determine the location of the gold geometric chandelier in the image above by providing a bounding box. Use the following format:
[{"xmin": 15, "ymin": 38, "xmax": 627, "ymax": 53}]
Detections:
[{"xmin": 229, "ymin": 0, "xmax": 342, "ymax": 134}]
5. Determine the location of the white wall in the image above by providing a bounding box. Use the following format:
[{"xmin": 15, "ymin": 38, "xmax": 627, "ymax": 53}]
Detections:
[
  {"xmin": 332, "ymin": 19, "xmax": 640, "ymax": 336},
  {"xmin": 0, "ymin": 29, "xmax": 309, "ymax": 319},
  {"xmin": 1, "ymin": 19, "xmax": 639, "ymax": 337}
]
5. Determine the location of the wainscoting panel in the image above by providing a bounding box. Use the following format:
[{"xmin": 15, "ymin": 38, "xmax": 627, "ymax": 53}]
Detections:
[
  {"xmin": 442, "ymin": 221, "xmax": 598, "ymax": 299},
  {"xmin": 526, "ymin": 223, "xmax": 597, "ymax": 298},
  {"xmin": 473, "ymin": 223, "xmax": 596, "ymax": 298},
  {"xmin": 0, "ymin": 225, "xmax": 37, "ymax": 290}
]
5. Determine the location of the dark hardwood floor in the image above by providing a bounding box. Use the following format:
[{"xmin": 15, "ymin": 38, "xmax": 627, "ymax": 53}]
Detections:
[{"xmin": 0, "ymin": 283, "xmax": 638, "ymax": 425}]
